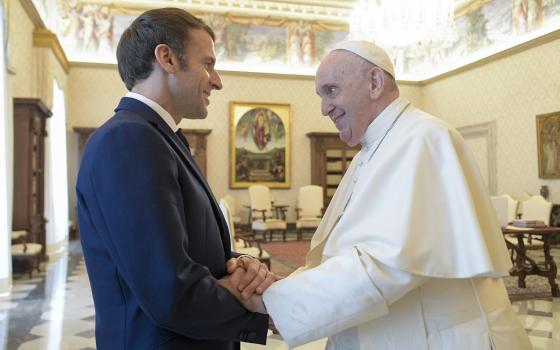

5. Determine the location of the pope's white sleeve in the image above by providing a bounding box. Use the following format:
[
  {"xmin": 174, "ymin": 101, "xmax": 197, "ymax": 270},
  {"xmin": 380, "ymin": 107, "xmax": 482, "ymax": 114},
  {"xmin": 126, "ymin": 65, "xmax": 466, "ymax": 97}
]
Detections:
[{"xmin": 262, "ymin": 246, "xmax": 427, "ymax": 348}]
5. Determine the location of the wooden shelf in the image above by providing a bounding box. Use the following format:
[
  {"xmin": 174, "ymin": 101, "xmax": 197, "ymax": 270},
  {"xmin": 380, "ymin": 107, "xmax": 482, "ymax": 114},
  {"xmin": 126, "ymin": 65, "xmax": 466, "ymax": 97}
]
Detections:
[
  {"xmin": 13, "ymin": 98, "xmax": 52, "ymax": 259},
  {"xmin": 307, "ymin": 132, "xmax": 360, "ymax": 208}
]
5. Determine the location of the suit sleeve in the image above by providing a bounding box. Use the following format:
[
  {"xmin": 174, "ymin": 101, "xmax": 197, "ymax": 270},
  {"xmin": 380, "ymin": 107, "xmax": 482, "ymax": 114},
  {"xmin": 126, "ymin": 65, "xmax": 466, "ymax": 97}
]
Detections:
[
  {"xmin": 262, "ymin": 246, "xmax": 427, "ymax": 347},
  {"xmin": 83, "ymin": 123, "xmax": 268, "ymax": 343}
]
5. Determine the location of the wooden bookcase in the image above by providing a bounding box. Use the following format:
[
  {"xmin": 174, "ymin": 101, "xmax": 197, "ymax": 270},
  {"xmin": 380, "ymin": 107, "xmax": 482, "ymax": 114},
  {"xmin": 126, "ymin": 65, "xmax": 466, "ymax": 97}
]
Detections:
[
  {"xmin": 307, "ymin": 132, "xmax": 360, "ymax": 207},
  {"xmin": 12, "ymin": 98, "xmax": 52, "ymax": 258}
]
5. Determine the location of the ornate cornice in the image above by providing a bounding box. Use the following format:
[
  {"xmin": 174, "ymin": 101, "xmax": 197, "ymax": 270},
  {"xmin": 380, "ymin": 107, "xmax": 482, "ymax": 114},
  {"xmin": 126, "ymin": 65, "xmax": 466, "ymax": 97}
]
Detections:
[
  {"xmin": 19, "ymin": 0, "xmax": 45, "ymax": 28},
  {"xmin": 33, "ymin": 29, "xmax": 70, "ymax": 73},
  {"xmin": 91, "ymin": 0, "xmax": 351, "ymax": 23}
]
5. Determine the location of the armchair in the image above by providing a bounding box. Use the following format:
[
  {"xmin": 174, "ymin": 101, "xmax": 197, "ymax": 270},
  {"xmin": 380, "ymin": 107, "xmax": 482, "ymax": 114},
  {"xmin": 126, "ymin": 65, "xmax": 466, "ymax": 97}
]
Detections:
[
  {"xmin": 219, "ymin": 199, "xmax": 270, "ymax": 268},
  {"xmin": 519, "ymin": 195, "xmax": 553, "ymax": 249},
  {"xmin": 490, "ymin": 194, "xmax": 519, "ymax": 227},
  {"xmin": 222, "ymin": 194, "xmax": 243, "ymax": 227},
  {"xmin": 491, "ymin": 195, "xmax": 521, "ymax": 260},
  {"xmin": 11, "ymin": 230, "xmax": 42, "ymax": 278},
  {"xmin": 295, "ymin": 185, "xmax": 323, "ymax": 240},
  {"xmin": 248, "ymin": 185, "xmax": 288, "ymax": 241}
]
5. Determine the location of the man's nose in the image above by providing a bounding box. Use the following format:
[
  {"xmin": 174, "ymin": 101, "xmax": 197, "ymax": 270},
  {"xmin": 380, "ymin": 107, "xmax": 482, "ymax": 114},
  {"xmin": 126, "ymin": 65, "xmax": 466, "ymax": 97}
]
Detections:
[
  {"xmin": 210, "ymin": 71, "xmax": 223, "ymax": 90},
  {"xmin": 321, "ymin": 99, "xmax": 333, "ymax": 117}
]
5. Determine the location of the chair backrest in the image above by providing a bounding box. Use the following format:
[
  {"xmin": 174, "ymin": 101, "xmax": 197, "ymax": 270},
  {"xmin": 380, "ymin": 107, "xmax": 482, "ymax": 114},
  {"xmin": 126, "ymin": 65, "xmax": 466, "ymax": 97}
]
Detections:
[
  {"xmin": 222, "ymin": 194, "xmax": 237, "ymax": 216},
  {"xmin": 248, "ymin": 185, "xmax": 273, "ymax": 214},
  {"xmin": 516, "ymin": 191, "xmax": 533, "ymax": 216},
  {"xmin": 522, "ymin": 195, "xmax": 553, "ymax": 225},
  {"xmin": 490, "ymin": 194, "xmax": 519, "ymax": 225},
  {"xmin": 490, "ymin": 196, "xmax": 509, "ymax": 227},
  {"xmin": 297, "ymin": 185, "xmax": 323, "ymax": 218},
  {"xmin": 218, "ymin": 199, "xmax": 235, "ymax": 248}
]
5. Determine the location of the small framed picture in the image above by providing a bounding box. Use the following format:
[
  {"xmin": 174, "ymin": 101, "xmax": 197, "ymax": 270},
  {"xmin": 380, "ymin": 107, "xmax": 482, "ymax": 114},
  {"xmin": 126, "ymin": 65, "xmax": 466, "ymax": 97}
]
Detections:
[{"xmin": 536, "ymin": 111, "xmax": 560, "ymax": 178}]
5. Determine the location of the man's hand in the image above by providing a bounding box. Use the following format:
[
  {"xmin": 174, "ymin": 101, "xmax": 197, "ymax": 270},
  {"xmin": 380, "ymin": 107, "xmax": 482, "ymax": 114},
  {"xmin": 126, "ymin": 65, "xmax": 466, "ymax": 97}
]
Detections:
[
  {"xmin": 226, "ymin": 257, "xmax": 280, "ymax": 299},
  {"xmin": 218, "ymin": 268, "xmax": 267, "ymax": 314}
]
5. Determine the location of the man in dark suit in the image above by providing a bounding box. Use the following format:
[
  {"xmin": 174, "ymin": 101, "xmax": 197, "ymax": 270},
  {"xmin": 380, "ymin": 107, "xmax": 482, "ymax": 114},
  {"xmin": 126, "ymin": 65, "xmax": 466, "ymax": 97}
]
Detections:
[{"xmin": 77, "ymin": 8, "xmax": 273, "ymax": 349}]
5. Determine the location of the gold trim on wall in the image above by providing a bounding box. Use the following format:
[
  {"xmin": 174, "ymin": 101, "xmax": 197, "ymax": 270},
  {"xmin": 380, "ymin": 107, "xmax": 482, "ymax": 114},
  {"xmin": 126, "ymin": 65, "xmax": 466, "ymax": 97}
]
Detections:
[
  {"xmin": 19, "ymin": 0, "xmax": 45, "ymax": 28},
  {"xmin": 33, "ymin": 28, "xmax": 70, "ymax": 73},
  {"xmin": 70, "ymin": 61, "xmax": 117, "ymax": 70}
]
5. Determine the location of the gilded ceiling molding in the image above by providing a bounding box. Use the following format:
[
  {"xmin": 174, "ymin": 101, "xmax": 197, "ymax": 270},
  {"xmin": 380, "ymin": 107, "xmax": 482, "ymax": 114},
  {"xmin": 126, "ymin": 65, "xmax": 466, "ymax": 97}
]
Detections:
[
  {"xmin": 19, "ymin": 0, "xmax": 45, "ymax": 28},
  {"xmin": 454, "ymin": 0, "xmax": 494, "ymax": 19},
  {"xmin": 420, "ymin": 27, "xmax": 560, "ymax": 86},
  {"xmin": 107, "ymin": 0, "xmax": 350, "ymax": 23},
  {"xmin": 69, "ymin": 61, "xmax": 117, "ymax": 70},
  {"xmin": 67, "ymin": 61, "xmax": 421, "ymax": 86},
  {"xmin": 33, "ymin": 29, "xmax": 70, "ymax": 73}
]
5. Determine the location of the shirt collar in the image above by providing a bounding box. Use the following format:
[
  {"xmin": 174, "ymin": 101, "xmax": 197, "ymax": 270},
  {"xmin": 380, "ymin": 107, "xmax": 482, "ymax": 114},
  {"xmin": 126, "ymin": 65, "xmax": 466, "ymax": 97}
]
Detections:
[
  {"xmin": 125, "ymin": 92, "xmax": 179, "ymax": 133},
  {"xmin": 360, "ymin": 97, "xmax": 410, "ymax": 149}
]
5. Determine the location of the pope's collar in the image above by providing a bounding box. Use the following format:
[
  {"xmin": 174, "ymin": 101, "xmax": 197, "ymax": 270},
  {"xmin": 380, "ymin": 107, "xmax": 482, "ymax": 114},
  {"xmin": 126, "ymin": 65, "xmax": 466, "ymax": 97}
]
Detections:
[{"xmin": 360, "ymin": 97, "xmax": 410, "ymax": 150}]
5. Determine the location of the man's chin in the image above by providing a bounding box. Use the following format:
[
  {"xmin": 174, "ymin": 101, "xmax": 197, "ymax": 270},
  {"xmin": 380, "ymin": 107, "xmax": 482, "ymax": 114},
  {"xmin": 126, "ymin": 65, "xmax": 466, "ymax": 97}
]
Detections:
[{"xmin": 184, "ymin": 110, "xmax": 208, "ymax": 120}]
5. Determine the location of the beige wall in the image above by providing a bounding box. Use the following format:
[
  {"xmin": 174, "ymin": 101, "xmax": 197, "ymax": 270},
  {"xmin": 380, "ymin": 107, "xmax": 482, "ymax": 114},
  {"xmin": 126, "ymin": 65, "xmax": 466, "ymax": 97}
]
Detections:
[
  {"xmin": 422, "ymin": 36, "xmax": 560, "ymax": 203},
  {"xmin": 9, "ymin": 0, "xmax": 35, "ymax": 98},
  {"xmin": 66, "ymin": 66, "xmax": 422, "ymax": 222},
  {"xmin": 11, "ymin": 0, "xmax": 559, "ymax": 223}
]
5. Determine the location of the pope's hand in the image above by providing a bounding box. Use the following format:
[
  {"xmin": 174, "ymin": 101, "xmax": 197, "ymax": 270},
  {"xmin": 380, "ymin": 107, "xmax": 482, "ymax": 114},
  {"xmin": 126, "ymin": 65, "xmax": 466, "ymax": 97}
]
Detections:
[
  {"xmin": 226, "ymin": 256, "xmax": 280, "ymax": 299},
  {"xmin": 218, "ymin": 268, "xmax": 268, "ymax": 314}
]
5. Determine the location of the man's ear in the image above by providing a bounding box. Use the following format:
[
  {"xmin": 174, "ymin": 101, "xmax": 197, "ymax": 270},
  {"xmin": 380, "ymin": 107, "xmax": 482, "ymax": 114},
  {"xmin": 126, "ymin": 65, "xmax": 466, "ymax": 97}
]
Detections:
[
  {"xmin": 368, "ymin": 66, "xmax": 385, "ymax": 99},
  {"xmin": 154, "ymin": 44, "xmax": 180, "ymax": 74}
]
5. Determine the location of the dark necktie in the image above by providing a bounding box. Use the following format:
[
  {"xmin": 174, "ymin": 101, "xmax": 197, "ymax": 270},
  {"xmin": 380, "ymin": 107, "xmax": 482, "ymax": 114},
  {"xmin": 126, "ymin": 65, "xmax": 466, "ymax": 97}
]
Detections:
[{"xmin": 175, "ymin": 128, "xmax": 191, "ymax": 154}]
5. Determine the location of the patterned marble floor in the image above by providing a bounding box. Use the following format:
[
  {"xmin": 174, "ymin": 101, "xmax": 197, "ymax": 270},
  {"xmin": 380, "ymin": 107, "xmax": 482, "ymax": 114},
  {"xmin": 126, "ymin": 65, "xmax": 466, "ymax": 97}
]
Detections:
[{"xmin": 0, "ymin": 242, "xmax": 558, "ymax": 350}]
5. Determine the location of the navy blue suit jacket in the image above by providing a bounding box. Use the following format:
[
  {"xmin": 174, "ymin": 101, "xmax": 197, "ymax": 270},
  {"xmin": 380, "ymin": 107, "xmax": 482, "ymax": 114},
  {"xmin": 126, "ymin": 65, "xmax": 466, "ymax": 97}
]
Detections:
[{"xmin": 77, "ymin": 98, "xmax": 268, "ymax": 349}]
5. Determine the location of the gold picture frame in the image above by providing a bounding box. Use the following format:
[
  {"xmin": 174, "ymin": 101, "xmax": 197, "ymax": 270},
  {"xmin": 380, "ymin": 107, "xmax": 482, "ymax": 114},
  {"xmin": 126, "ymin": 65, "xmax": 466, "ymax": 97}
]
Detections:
[
  {"xmin": 536, "ymin": 111, "xmax": 560, "ymax": 179},
  {"xmin": 230, "ymin": 102, "xmax": 291, "ymax": 188}
]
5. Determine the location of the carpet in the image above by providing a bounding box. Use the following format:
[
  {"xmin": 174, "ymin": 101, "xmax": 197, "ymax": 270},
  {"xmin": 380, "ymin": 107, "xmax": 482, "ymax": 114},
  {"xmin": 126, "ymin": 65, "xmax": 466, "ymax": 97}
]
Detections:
[{"xmin": 262, "ymin": 240, "xmax": 559, "ymax": 301}]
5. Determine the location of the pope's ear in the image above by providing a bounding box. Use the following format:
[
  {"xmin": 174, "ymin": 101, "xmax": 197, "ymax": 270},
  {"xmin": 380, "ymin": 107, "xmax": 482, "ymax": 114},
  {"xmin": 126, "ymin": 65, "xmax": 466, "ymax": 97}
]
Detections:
[
  {"xmin": 154, "ymin": 44, "xmax": 180, "ymax": 74},
  {"xmin": 368, "ymin": 66, "xmax": 386, "ymax": 99}
]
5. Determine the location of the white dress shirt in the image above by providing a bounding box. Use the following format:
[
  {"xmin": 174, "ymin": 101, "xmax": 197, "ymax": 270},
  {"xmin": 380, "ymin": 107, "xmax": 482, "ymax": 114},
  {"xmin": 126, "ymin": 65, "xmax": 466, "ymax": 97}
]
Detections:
[{"xmin": 126, "ymin": 92, "xmax": 179, "ymax": 133}]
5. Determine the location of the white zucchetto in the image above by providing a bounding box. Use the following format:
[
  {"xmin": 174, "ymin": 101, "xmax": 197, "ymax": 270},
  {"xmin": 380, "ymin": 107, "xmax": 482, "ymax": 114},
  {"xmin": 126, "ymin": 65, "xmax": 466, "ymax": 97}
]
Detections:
[{"xmin": 331, "ymin": 40, "xmax": 395, "ymax": 78}]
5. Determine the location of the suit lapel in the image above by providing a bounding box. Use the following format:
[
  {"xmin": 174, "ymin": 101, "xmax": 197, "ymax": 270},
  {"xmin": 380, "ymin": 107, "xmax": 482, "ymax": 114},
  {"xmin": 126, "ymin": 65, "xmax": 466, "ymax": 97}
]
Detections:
[{"xmin": 115, "ymin": 98, "xmax": 232, "ymax": 256}]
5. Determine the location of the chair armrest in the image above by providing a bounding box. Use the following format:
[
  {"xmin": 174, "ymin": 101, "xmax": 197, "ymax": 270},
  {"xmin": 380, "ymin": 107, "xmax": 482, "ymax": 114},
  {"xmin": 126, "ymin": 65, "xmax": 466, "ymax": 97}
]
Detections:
[
  {"xmin": 272, "ymin": 205, "xmax": 288, "ymax": 220},
  {"xmin": 251, "ymin": 209, "xmax": 268, "ymax": 221}
]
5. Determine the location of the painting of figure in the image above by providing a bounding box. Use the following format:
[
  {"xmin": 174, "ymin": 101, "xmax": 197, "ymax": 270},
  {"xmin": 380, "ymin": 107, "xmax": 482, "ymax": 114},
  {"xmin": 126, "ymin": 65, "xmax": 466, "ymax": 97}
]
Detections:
[
  {"xmin": 230, "ymin": 103, "xmax": 291, "ymax": 188},
  {"xmin": 536, "ymin": 112, "xmax": 560, "ymax": 178}
]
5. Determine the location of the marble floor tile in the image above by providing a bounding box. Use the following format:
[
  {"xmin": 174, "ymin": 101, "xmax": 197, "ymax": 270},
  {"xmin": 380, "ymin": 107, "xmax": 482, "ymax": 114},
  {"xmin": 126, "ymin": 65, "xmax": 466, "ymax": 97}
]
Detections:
[{"xmin": 1, "ymin": 241, "xmax": 559, "ymax": 349}]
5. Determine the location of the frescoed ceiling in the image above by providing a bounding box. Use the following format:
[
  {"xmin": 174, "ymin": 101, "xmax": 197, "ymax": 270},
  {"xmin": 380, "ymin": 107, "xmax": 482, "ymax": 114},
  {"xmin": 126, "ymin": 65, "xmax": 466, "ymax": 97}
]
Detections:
[{"xmin": 28, "ymin": 0, "xmax": 560, "ymax": 81}]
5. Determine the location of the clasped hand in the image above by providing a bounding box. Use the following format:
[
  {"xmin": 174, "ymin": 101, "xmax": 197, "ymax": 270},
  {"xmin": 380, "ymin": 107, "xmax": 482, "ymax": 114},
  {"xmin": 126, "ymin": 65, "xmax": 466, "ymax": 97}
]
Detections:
[{"xmin": 218, "ymin": 257, "xmax": 282, "ymax": 314}]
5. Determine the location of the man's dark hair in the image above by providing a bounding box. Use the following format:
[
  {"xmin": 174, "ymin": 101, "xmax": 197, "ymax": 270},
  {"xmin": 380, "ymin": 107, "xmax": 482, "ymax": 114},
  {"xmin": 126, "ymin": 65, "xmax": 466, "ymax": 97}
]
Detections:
[{"xmin": 116, "ymin": 8, "xmax": 215, "ymax": 91}]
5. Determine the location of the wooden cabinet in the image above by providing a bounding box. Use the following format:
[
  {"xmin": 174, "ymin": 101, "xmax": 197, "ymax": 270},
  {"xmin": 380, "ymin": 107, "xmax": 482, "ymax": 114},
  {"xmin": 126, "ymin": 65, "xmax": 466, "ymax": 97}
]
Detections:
[
  {"xmin": 12, "ymin": 98, "xmax": 52, "ymax": 258},
  {"xmin": 307, "ymin": 132, "xmax": 360, "ymax": 207},
  {"xmin": 74, "ymin": 127, "xmax": 212, "ymax": 177}
]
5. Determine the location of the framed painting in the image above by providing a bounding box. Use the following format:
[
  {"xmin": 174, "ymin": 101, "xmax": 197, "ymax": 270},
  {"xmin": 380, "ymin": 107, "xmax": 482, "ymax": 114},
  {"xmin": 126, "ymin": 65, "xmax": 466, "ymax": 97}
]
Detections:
[
  {"xmin": 536, "ymin": 111, "xmax": 560, "ymax": 179},
  {"xmin": 230, "ymin": 102, "xmax": 291, "ymax": 188}
]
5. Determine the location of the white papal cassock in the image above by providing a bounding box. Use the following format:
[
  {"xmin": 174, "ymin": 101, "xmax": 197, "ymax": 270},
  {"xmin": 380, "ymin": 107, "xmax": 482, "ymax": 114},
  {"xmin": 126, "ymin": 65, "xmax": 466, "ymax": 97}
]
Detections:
[{"xmin": 262, "ymin": 98, "xmax": 531, "ymax": 349}]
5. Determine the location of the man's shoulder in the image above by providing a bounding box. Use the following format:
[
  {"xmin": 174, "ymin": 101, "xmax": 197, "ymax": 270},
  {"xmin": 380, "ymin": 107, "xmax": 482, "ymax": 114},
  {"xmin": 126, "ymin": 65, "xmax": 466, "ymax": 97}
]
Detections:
[
  {"xmin": 81, "ymin": 109, "xmax": 163, "ymax": 164},
  {"xmin": 90, "ymin": 110, "xmax": 155, "ymax": 145}
]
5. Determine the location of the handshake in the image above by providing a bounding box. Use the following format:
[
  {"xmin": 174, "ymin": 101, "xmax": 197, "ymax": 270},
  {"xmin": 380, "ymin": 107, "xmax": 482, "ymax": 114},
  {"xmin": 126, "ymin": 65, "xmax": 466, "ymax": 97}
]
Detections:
[{"xmin": 218, "ymin": 256, "xmax": 283, "ymax": 315}]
